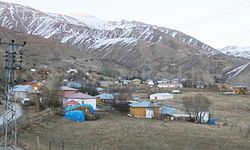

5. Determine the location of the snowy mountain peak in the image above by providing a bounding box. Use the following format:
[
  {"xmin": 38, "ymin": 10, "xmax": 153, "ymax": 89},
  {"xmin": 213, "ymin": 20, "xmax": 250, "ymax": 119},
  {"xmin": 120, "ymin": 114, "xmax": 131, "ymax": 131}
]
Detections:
[
  {"xmin": 219, "ymin": 46, "xmax": 250, "ymax": 59},
  {"xmin": 74, "ymin": 15, "xmax": 108, "ymax": 29}
]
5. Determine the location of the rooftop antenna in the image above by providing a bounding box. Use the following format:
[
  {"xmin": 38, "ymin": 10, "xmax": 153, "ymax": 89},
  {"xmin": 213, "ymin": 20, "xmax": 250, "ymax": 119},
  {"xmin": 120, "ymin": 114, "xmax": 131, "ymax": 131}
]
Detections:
[{"xmin": 0, "ymin": 39, "xmax": 26, "ymax": 149}]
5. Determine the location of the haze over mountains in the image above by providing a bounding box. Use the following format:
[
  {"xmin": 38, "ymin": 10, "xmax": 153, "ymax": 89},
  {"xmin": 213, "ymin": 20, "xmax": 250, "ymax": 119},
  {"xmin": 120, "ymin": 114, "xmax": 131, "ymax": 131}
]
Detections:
[{"xmin": 0, "ymin": 1, "xmax": 249, "ymax": 85}]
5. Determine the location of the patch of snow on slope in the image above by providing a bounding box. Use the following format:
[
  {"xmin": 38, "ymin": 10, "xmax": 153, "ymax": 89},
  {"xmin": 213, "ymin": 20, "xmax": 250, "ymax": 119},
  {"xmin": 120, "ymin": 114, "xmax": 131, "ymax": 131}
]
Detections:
[
  {"xmin": 75, "ymin": 15, "xmax": 108, "ymax": 29},
  {"xmin": 219, "ymin": 46, "xmax": 250, "ymax": 59},
  {"xmin": 89, "ymin": 38, "xmax": 137, "ymax": 49},
  {"xmin": 225, "ymin": 62, "xmax": 250, "ymax": 82}
]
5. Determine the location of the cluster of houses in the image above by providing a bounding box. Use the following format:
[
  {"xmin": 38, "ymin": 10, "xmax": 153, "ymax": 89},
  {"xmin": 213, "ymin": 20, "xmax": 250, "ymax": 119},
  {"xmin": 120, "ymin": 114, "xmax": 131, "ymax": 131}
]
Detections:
[
  {"xmin": 128, "ymin": 92, "xmax": 191, "ymax": 120},
  {"xmin": 98, "ymin": 78, "xmax": 185, "ymax": 88}
]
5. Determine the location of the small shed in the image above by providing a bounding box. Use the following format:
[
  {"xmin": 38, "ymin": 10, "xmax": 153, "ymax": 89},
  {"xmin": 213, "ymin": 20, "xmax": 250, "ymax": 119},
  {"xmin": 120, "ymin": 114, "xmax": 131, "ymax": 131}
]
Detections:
[
  {"xmin": 150, "ymin": 93, "xmax": 174, "ymax": 100},
  {"xmin": 95, "ymin": 93, "xmax": 114, "ymax": 103},
  {"xmin": 129, "ymin": 101, "xmax": 160, "ymax": 119},
  {"xmin": 99, "ymin": 81, "xmax": 113, "ymax": 87}
]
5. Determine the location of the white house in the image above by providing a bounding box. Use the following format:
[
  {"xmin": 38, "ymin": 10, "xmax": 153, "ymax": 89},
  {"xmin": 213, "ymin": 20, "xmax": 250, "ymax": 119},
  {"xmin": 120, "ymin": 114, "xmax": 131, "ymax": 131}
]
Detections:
[
  {"xmin": 150, "ymin": 93, "xmax": 174, "ymax": 100},
  {"xmin": 147, "ymin": 80, "xmax": 154, "ymax": 86},
  {"xmin": 63, "ymin": 92, "xmax": 96, "ymax": 109}
]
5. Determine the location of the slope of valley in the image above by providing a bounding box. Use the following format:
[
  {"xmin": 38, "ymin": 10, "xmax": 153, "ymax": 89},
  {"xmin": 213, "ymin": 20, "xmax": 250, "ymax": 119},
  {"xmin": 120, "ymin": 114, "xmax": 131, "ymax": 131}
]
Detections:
[
  {"xmin": 0, "ymin": 27, "xmax": 104, "ymax": 79},
  {"xmin": 0, "ymin": 1, "xmax": 248, "ymax": 83}
]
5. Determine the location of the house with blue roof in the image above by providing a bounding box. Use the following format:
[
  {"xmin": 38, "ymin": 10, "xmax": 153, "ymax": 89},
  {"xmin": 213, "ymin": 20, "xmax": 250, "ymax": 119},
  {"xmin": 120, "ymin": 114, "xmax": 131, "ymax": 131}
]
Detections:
[
  {"xmin": 65, "ymin": 81, "xmax": 82, "ymax": 89},
  {"xmin": 13, "ymin": 85, "xmax": 34, "ymax": 100},
  {"xmin": 95, "ymin": 93, "xmax": 114, "ymax": 103}
]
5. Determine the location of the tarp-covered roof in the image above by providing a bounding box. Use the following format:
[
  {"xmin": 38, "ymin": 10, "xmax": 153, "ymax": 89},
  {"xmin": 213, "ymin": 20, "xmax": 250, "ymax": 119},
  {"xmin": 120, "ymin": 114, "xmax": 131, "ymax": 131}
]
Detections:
[
  {"xmin": 64, "ymin": 104, "xmax": 94, "ymax": 113},
  {"xmin": 64, "ymin": 110, "xmax": 85, "ymax": 122}
]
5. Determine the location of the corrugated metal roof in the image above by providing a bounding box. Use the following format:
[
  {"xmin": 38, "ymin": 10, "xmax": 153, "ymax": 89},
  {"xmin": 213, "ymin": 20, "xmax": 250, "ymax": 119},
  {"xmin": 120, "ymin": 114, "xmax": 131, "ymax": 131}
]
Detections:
[
  {"xmin": 96, "ymin": 87, "xmax": 105, "ymax": 92},
  {"xmin": 160, "ymin": 106, "xmax": 176, "ymax": 115},
  {"xmin": 59, "ymin": 86, "xmax": 78, "ymax": 91},
  {"xmin": 129, "ymin": 101, "xmax": 159, "ymax": 107},
  {"xmin": 13, "ymin": 85, "xmax": 34, "ymax": 92},
  {"xmin": 64, "ymin": 92, "xmax": 95, "ymax": 99},
  {"xmin": 95, "ymin": 93, "xmax": 114, "ymax": 100},
  {"xmin": 66, "ymin": 82, "xmax": 82, "ymax": 88}
]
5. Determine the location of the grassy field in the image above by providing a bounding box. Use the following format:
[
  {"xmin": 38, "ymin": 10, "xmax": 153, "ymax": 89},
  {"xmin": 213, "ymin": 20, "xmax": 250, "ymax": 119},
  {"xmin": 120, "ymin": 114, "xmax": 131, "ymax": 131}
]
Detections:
[
  {"xmin": 17, "ymin": 90, "xmax": 250, "ymax": 150},
  {"xmin": 18, "ymin": 112, "xmax": 250, "ymax": 150}
]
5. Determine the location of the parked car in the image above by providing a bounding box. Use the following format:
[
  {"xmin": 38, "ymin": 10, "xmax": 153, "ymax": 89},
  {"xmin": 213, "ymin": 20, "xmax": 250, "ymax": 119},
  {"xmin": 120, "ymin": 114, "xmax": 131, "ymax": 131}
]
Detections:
[
  {"xmin": 172, "ymin": 90, "xmax": 181, "ymax": 94},
  {"xmin": 21, "ymin": 98, "xmax": 31, "ymax": 105}
]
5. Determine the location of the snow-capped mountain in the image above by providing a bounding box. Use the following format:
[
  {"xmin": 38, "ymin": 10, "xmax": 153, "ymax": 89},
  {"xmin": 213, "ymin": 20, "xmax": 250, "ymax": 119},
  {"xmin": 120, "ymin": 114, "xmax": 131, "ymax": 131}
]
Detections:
[
  {"xmin": 0, "ymin": 1, "xmax": 247, "ymax": 81},
  {"xmin": 0, "ymin": 1, "xmax": 219, "ymax": 54},
  {"xmin": 219, "ymin": 46, "xmax": 250, "ymax": 59}
]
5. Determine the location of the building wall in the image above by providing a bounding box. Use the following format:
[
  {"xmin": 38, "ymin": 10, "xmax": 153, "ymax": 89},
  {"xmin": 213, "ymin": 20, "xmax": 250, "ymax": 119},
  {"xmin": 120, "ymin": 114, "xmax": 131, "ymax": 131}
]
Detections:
[
  {"xmin": 130, "ymin": 107, "xmax": 146, "ymax": 118},
  {"xmin": 130, "ymin": 107, "xmax": 160, "ymax": 118}
]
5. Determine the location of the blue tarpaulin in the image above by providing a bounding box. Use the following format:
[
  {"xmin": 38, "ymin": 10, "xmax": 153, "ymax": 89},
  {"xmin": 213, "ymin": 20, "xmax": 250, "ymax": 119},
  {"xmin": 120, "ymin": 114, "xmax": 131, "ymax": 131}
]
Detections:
[
  {"xmin": 208, "ymin": 118, "xmax": 216, "ymax": 125},
  {"xmin": 64, "ymin": 104, "xmax": 94, "ymax": 114},
  {"xmin": 64, "ymin": 110, "xmax": 85, "ymax": 122}
]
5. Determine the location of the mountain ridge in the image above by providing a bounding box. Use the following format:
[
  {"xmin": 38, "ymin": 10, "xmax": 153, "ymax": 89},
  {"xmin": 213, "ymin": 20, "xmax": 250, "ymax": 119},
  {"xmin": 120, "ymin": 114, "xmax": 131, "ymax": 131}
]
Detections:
[{"xmin": 0, "ymin": 1, "xmax": 247, "ymax": 82}]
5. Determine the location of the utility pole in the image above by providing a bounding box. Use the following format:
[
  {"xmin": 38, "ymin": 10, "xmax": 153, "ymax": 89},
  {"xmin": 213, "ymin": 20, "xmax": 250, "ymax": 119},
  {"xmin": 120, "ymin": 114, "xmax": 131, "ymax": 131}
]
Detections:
[{"xmin": 0, "ymin": 39, "xmax": 26, "ymax": 149}]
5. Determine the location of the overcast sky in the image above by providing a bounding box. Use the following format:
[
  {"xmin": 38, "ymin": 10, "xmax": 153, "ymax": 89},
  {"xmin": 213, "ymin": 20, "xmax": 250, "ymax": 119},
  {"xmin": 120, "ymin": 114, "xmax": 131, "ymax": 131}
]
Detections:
[{"xmin": 2, "ymin": 0, "xmax": 250, "ymax": 48}]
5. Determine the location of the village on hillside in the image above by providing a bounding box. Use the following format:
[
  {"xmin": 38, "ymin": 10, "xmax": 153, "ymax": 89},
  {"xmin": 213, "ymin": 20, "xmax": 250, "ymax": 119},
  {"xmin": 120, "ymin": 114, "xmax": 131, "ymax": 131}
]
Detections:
[
  {"xmin": 0, "ymin": 63, "xmax": 250, "ymax": 149},
  {"xmin": 0, "ymin": 1, "xmax": 250, "ymax": 149}
]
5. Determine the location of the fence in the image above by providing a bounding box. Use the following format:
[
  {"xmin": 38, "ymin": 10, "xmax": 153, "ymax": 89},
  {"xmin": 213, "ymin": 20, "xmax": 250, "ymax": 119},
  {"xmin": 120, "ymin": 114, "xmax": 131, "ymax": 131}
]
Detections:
[{"xmin": 18, "ymin": 138, "xmax": 100, "ymax": 150}]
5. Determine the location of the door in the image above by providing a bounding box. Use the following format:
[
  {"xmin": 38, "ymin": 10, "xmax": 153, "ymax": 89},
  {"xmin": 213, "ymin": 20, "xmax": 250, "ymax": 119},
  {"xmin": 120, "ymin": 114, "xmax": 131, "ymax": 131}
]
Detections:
[{"xmin": 146, "ymin": 108, "xmax": 154, "ymax": 118}]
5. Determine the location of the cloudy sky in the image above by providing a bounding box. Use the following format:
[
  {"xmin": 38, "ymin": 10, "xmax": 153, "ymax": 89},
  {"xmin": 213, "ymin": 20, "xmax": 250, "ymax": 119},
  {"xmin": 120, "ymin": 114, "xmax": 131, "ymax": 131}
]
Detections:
[{"xmin": 2, "ymin": 0, "xmax": 250, "ymax": 48}]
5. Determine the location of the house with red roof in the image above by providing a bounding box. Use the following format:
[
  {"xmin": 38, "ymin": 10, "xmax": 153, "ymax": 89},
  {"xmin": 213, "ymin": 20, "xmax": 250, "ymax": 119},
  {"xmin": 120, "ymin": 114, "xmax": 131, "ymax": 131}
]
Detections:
[
  {"xmin": 64, "ymin": 100, "xmax": 80, "ymax": 106},
  {"xmin": 63, "ymin": 92, "xmax": 96, "ymax": 109}
]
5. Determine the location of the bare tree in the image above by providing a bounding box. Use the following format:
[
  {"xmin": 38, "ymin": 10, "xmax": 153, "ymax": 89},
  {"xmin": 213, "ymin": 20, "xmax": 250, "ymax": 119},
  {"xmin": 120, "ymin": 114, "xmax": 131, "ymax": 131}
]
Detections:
[
  {"xmin": 41, "ymin": 66, "xmax": 62, "ymax": 108},
  {"xmin": 182, "ymin": 96, "xmax": 194, "ymax": 120},
  {"xmin": 182, "ymin": 94, "xmax": 211, "ymax": 123}
]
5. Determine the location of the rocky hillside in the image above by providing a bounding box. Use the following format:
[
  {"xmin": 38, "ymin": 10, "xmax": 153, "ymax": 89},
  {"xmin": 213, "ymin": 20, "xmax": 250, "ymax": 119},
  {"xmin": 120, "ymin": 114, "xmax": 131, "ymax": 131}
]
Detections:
[
  {"xmin": 219, "ymin": 46, "xmax": 250, "ymax": 59},
  {"xmin": 0, "ymin": 1, "xmax": 247, "ymax": 82}
]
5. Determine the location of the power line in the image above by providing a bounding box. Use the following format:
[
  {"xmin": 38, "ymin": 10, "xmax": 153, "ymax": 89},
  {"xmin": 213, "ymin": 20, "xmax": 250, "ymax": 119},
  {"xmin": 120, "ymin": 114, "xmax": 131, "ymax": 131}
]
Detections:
[
  {"xmin": 178, "ymin": 1, "xmax": 250, "ymax": 29},
  {"xmin": 208, "ymin": 29, "xmax": 250, "ymax": 42}
]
